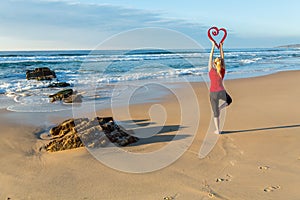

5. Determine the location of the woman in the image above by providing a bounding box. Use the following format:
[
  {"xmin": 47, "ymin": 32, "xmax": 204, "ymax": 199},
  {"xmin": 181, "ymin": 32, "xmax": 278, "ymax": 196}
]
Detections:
[{"xmin": 208, "ymin": 40, "xmax": 232, "ymax": 134}]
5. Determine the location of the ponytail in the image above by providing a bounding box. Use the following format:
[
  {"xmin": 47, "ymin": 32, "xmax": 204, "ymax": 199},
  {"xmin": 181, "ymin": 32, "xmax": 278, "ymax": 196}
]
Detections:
[
  {"xmin": 214, "ymin": 57, "xmax": 224, "ymax": 77},
  {"xmin": 216, "ymin": 62, "xmax": 222, "ymax": 77}
]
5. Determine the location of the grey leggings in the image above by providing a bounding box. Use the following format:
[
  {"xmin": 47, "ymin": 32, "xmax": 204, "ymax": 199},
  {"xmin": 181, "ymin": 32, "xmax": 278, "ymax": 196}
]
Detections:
[{"xmin": 210, "ymin": 90, "xmax": 232, "ymax": 117}]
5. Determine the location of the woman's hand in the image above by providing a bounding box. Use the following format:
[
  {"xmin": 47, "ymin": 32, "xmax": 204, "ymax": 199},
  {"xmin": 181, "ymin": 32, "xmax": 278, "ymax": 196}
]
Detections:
[{"xmin": 210, "ymin": 40, "xmax": 215, "ymax": 47}]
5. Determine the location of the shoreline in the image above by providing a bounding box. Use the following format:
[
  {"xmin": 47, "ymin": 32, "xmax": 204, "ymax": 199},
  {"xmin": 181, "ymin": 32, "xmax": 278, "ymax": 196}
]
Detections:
[{"xmin": 2, "ymin": 69, "xmax": 299, "ymax": 119}]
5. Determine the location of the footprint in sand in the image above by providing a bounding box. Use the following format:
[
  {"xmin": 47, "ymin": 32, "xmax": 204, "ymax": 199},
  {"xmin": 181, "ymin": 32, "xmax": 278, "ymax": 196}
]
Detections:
[
  {"xmin": 163, "ymin": 197, "xmax": 174, "ymax": 200},
  {"xmin": 163, "ymin": 193, "xmax": 178, "ymax": 200},
  {"xmin": 216, "ymin": 178, "xmax": 228, "ymax": 182},
  {"xmin": 207, "ymin": 192, "xmax": 215, "ymax": 198},
  {"xmin": 259, "ymin": 166, "xmax": 270, "ymax": 170},
  {"xmin": 216, "ymin": 174, "xmax": 232, "ymax": 183},
  {"xmin": 263, "ymin": 185, "xmax": 281, "ymax": 192}
]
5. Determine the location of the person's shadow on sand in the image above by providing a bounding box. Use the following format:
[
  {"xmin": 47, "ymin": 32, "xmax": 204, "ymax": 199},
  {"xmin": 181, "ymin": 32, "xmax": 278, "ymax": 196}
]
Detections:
[{"xmin": 221, "ymin": 124, "xmax": 300, "ymax": 134}]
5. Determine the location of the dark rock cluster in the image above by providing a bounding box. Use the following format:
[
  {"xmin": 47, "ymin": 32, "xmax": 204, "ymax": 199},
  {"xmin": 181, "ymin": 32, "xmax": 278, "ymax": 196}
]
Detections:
[
  {"xmin": 47, "ymin": 82, "xmax": 71, "ymax": 88},
  {"xmin": 25, "ymin": 67, "xmax": 81, "ymax": 103},
  {"xmin": 43, "ymin": 117, "xmax": 139, "ymax": 152},
  {"xmin": 26, "ymin": 67, "xmax": 56, "ymax": 80},
  {"xmin": 48, "ymin": 89, "xmax": 82, "ymax": 103}
]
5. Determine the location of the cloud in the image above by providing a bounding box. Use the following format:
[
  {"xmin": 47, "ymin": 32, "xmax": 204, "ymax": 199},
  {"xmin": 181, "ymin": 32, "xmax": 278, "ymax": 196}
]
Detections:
[{"xmin": 0, "ymin": 0, "xmax": 207, "ymax": 50}]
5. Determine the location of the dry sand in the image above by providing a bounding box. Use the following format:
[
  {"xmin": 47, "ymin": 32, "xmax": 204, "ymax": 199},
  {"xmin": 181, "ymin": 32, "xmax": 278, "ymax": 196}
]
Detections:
[{"xmin": 0, "ymin": 71, "xmax": 300, "ymax": 200}]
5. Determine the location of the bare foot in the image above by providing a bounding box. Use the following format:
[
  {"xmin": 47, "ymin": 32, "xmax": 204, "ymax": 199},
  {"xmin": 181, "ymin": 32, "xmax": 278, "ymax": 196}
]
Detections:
[{"xmin": 214, "ymin": 130, "xmax": 220, "ymax": 134}]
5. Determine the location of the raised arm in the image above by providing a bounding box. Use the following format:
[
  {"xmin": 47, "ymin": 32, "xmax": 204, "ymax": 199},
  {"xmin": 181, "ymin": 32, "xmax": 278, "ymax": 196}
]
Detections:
[
  {"xmin": 208, "ymin": 41, "xmax": 215, "ymax": 71},
  {"xmin": 219, "ymin": 43, "xmax": 226, "ymax": 68}
]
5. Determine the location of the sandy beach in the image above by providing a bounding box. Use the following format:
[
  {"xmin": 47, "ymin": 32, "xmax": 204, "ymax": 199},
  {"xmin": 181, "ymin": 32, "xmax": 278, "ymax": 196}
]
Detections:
[{"xmin": 0, "ymin": 70, "xmax": 300, "ymax": 200}]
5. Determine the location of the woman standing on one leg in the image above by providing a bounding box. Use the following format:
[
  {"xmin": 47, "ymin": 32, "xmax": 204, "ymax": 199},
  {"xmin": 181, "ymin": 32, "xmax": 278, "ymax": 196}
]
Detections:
[{"xmin": 208, "ymin": 40, "xmax": 232, "ymax": 134}]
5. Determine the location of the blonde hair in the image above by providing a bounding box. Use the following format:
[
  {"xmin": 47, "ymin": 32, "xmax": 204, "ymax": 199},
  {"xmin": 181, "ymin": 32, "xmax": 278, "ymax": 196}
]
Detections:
[{"xmin": 214, "ymin": 57, "xmax": 224, "ymax": 77}]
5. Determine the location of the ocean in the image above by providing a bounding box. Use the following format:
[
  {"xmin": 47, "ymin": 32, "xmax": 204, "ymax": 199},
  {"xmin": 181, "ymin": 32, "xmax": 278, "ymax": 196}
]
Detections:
[{"xmin": 0, "ymin": 48, "xmax": 299, "ymax": 112}]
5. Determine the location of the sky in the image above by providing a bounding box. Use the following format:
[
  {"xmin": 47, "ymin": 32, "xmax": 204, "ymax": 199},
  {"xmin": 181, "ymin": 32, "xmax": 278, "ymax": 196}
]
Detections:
[{"xmin": 1, "ymin": 0, "xmax": 300, "ymax": 50}]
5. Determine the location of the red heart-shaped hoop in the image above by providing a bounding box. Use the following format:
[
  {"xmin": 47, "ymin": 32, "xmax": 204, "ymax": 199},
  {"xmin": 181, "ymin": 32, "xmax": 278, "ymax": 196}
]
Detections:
[{"xmin": 208, "ymin": 27, "xmax": 227, "ymax": 49}]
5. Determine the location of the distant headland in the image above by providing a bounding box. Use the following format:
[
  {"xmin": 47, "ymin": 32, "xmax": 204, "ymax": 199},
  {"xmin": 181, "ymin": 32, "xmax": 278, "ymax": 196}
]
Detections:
[{"xmin": 276, "ymin": 44, "xmax": 300, "ymax": 48}]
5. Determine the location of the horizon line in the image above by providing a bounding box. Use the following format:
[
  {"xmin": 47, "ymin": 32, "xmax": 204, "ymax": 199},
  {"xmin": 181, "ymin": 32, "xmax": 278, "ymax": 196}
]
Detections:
[{"xmin": 0, "ymin": 46, "xmax": 293, "ymax": 52}]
